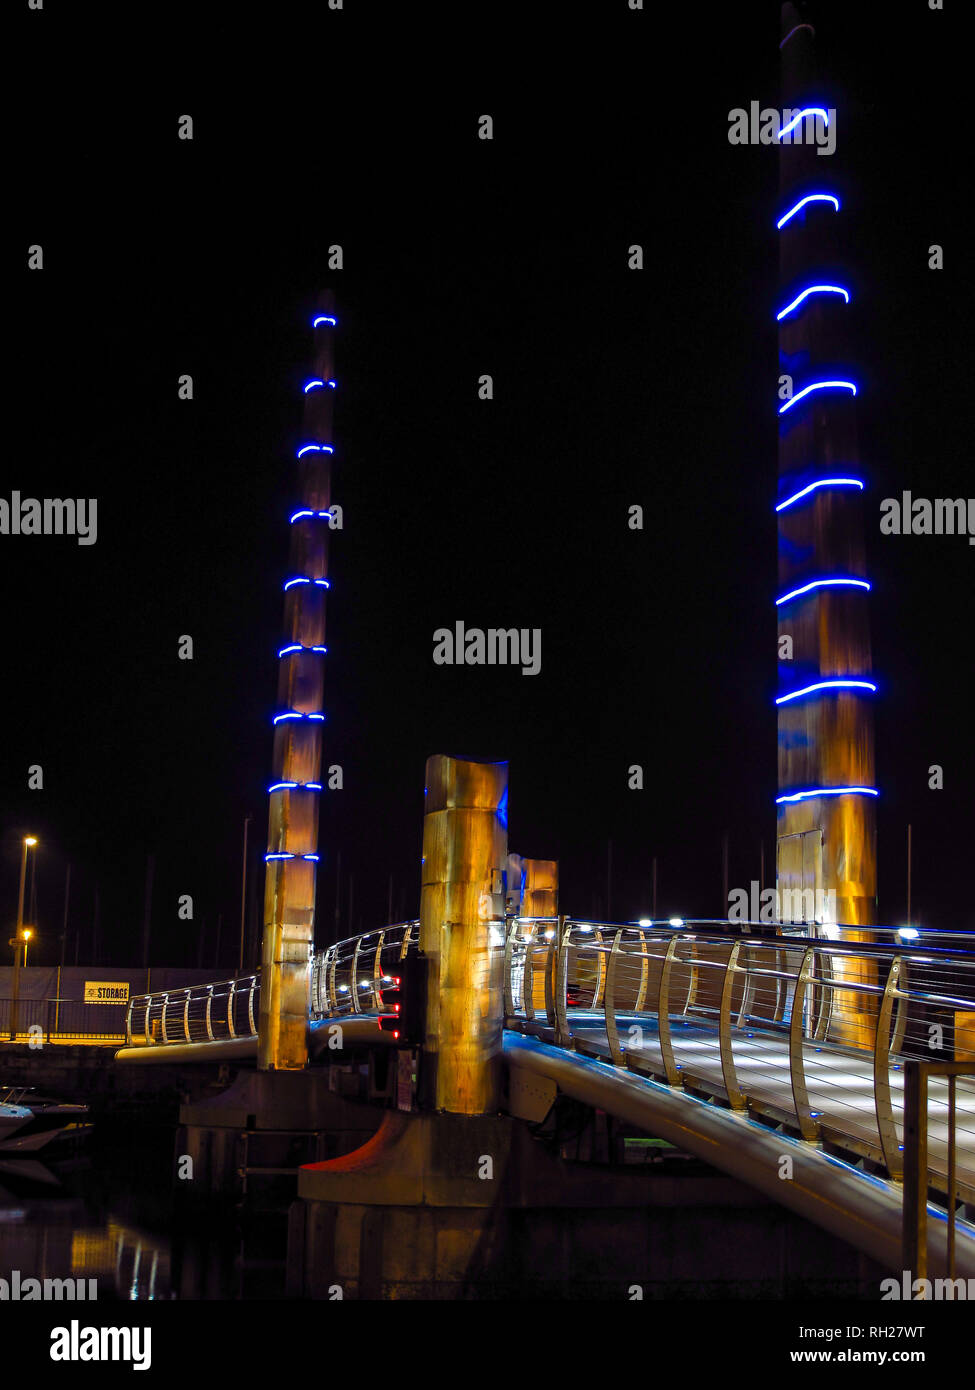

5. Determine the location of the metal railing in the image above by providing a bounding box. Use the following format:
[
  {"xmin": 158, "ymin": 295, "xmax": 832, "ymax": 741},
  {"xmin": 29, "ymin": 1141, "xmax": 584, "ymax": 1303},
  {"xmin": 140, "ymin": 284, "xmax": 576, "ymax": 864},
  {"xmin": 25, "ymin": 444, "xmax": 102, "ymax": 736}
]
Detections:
[
  {"xmin": 502, "ymin": 918, "xmax": 975, "ymax": 1193},
  {"xmin": 0, "ymin": 997, "xmax": 128, "ymax": 1043},
  {"xmin": 117, "ymin": 916, "xmax": 975, "ymax": 1203},
  {"xmin": 124, "ymin": 975, "xmax": 259, "ymax": 1046}
]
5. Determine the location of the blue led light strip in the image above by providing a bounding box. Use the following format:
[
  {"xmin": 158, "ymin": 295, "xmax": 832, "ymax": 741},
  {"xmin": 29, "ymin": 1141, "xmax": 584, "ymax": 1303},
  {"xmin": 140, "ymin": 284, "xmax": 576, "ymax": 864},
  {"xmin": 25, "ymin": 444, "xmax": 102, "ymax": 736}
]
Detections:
[
  {"xmin": 776, "ymin": 576, "xmax": 870, "ymax": 606},
  {"xmin": 265, "ymin": 852, "xmax": 321, "ymax": 862},
  {"xmin": 312, "ymin": 315, "xmax": 337, "ymax": 327},
  {"xmin": 775, "ymin": 679, "xmax": 877, "ymax": 706},
  {"xmin": 272, "ymin": 711, "xmax": 326, "ymax": 724},
  {"xmin": 776, "ymin": 786, "xmax": 878, "ymax": 805},
  {"xmin": 776, "ymin": 108, "xmax": 829, "ymax": 140},
  {"xmin": 303, "ymin": 379, "xmax": 337, "ymax": 393},
  {"xmin": 283, "ymin": 577, "xmax": 330, "ymax": 590},
  {"xmin": 775, "ymin": 477, "xmax": 864, "ymax": 512},
  {"xmin": 289, "ymin": 508, "xmax": 333, "ymax": 524},
  {"xmin": 779, "ymin": 380, "xmax": 857, "ymax": 415},
  {"xmin": 776, "ymin": 284, "xmax": 850, "ymax": 322},
  {"xmin": 277, "ymin": 643, "xmax": 328, "ymax": 657},
  {"xmin": 268, "ymin": 781, "xmax": 323, "ymax": 792},
  {"xmin": 297, "ymin": 443, "xmax": 334, "ymax": 458},
  {"xmin": 776, "ymin": 193, "xmax": 840, "ymax": 230}
]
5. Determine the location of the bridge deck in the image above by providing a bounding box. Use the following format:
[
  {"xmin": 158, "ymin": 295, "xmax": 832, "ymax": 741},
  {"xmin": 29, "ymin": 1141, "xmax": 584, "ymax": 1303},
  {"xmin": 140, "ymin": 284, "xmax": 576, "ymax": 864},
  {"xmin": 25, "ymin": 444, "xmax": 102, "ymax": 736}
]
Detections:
[{"xmin": 557, "ymin": 1012, "xmax": 975, "ymax": 1203}]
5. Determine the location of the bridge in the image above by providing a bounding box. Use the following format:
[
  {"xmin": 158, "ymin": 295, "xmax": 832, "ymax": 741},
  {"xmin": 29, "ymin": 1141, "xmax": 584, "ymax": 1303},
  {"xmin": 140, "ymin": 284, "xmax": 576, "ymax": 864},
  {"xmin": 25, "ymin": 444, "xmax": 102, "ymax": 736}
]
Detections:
[{"xmin": 116, "ymin": 914, "xmax": 975, "ymax": 1283}]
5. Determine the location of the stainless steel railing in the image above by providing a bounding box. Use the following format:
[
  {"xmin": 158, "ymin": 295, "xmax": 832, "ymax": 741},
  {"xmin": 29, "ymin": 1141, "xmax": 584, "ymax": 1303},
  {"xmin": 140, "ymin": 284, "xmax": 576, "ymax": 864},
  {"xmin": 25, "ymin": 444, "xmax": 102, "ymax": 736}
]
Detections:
[
  {"xmin": 120, "ymin": 916, "xmax": 975, "ymax": 1196},
  {"xmin": 125, "ymin": 974, "xmax": 259, "ymax": 1045}
]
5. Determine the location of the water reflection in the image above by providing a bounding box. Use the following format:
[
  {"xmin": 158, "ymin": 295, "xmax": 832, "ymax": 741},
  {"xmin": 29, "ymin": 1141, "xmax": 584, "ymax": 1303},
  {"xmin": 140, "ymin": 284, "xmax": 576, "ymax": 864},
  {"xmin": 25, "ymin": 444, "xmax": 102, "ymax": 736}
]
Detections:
[{"xmin": 0, "ymin": 1135, "xmax": 174, "ymax": 1300}]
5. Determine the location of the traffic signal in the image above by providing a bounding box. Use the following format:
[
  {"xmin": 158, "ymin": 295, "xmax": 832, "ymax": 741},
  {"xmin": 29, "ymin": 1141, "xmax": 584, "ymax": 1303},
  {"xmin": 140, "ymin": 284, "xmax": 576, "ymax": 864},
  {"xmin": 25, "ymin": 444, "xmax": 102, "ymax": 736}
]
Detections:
[{"xmin": 377, "ymin": 952, "xmax": 423, "ymax": 1045}]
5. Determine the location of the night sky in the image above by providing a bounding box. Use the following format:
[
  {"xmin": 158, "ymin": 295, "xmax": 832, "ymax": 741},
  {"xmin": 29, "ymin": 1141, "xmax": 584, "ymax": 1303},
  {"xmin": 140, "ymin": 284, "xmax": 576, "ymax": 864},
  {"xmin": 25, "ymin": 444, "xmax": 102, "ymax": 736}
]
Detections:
[{"xmin": 5, "ymin": 1, "xmax": 972, "ymax": 971}]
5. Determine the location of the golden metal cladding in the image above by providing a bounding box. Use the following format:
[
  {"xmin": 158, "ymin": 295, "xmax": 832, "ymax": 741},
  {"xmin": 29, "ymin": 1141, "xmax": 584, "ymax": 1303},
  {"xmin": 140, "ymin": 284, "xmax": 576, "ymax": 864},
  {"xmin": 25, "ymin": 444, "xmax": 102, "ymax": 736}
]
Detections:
[
  {"xmin": 520, "ymin": 858, "xmax": 558, "ymax": 917},
  {"xmin": 419, "ymin": 754, "xmax": 508, "ymax": 1115}
]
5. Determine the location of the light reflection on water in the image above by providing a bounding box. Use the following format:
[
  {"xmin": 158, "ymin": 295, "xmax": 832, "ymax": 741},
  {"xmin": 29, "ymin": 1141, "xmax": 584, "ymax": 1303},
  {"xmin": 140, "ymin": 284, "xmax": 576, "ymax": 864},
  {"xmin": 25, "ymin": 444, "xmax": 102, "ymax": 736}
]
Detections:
[{"xmin": 0, "ymin": 1143, "xmax": 174, "ymax": 1300}]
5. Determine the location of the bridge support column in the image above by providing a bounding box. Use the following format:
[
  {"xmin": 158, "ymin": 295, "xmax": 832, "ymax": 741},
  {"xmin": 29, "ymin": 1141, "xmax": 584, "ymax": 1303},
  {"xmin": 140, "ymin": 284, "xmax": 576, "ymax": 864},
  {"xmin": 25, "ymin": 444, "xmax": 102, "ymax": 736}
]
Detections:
[{"xmin": 419, "ymin": 753, "xmax": 508, "ymax": 1115}]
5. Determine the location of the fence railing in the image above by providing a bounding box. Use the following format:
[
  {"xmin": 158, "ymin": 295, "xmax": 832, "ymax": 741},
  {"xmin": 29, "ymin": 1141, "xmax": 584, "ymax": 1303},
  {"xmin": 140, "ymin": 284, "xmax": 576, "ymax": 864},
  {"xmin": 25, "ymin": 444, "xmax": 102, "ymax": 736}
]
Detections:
[
  {"xmin": 0, "ymin": 997, "xmax": 128, "ymax": 1043},
  {"xmin": 115, "ymin": 916, "xmax": 975, "ymax": 1203},
  {"xmin": 124, "ymin": 975, "xmax": 259, "ymax": 1046}
]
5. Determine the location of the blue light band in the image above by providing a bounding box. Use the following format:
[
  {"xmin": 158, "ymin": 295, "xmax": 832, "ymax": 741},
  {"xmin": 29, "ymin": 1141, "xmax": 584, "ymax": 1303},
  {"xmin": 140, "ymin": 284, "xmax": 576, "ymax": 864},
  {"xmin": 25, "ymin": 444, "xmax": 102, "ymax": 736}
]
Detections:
[
  {"xmin": 289, "ymin": 508, "xmax": 333, "ymax": 524},
  {"xmin": 776, "ymin": 108, "xmax": 829, "ymax": 140},
  {"xmin": 303, "ymin": 379, "xmax": 337, "ymax": 393},
  {"xmin": 268, "ymin": 781, "xmax": 323, "ymax": 792},
  {"xmin": 312, "ymin": 315, "xmax": 337, "ymax": 327},
  {"xmin": 283, "ymin": 577, "xmax": 330, "ymax": 590},
  {"xmin": 775, "ymin": 679, "xmax": 877, "ymax": 705},
  {"xmin": 296, "ymin": 443, "xmax": 334, "ymax": 458},
  {"xmin": 272, "ymin": 711, "xmax": 326, "ymax": 724},
  {"xmin": 779, "ymin": 380, "xmax": 857, "ymax": 415},
  {"xmin": 776, "ymin": 284, "xmax": 850, "ymax": 321},
  {"xmin": 776, "ymin": 193, "xmax": 840, "ymax": 230},
  {"xmin": 775, "ymin": 477, "xmax": 864, "ymax": 512},
  {"xmin": 277, "ymin": 643, "xmax": 328, "ymax": 657},
  {"xmin": 776, "ymin": 576, "xmax": 871, "ymax": 606},
  {"xmin": 776, "ymin": 786, "xmax": 879, "ymax": 805}
]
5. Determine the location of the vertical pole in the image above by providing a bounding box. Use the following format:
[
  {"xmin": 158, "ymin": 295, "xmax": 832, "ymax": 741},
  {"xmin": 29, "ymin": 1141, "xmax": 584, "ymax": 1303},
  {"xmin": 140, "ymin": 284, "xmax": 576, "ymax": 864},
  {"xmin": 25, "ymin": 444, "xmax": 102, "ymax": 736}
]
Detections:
[
  {"xmin": 722, "ymin": 832, "xmax": 729, "ymax": 917},
  {"xmin": 57, "ymin": 863, "xmax": 70, "ymax": 1036},
  {"xmin": 259, "ymin": 292, "xmax": 335, "ymax": 1070},
  {"xmin": 419, "ymin": 754, "xmax": 508, "ymax": 1114},
  {"xmin": 902, "ymin": 1059, "xmax": 927, "ymax": 1288},
  {"xmin": 606, "ymin": 839, "xmax": 613, "ymax": 921},
  {"xmin": 141, "ymin": 854, "xmax": 155, "ymax": 968},
  {"xmin": 239, "ymin": 815, "xmax": 251, "ymax": 974},
  {"xmin": 10, "ymin": 839, "xmax": 29, "ymax": 1039},
  {"xmin": 333, "ymin": 848, "xmax": 342, "ymax": 938}
]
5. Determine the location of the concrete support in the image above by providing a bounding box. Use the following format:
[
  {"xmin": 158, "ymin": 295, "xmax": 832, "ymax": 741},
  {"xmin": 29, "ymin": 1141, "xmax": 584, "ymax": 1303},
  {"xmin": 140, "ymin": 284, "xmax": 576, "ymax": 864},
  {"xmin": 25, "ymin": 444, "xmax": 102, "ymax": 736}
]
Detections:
[{"xmin": 419, "ymin": 754, "xmax": 508, "ymax": 1115}]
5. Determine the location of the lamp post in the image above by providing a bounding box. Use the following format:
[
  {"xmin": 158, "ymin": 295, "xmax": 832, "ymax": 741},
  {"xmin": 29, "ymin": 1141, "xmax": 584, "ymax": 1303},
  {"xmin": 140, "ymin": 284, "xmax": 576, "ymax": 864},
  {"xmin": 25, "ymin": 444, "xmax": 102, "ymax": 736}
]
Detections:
[{"xmin": 9, "ymin": 836, "xmax": 37, "ymax": 1040}]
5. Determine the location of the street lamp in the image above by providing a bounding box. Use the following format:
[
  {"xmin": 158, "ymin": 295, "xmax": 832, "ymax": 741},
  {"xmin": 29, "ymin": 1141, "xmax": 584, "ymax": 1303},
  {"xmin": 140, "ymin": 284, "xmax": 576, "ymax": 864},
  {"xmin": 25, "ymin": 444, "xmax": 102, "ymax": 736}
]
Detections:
[
  {"xmin": 21, "ymin": 927, "xmax": 33, "ymax": 968},
  {"xmin": 9, "ymin": 836, "xmax": 37, "ymax": 1040}
]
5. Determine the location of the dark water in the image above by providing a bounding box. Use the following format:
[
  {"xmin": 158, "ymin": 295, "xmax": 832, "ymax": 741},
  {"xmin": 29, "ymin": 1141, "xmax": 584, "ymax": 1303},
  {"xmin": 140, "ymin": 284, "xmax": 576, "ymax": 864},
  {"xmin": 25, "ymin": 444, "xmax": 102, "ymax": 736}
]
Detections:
[{"xmin": 0, "ymin": 1124, "xmax": 279, "ymax": 1301}]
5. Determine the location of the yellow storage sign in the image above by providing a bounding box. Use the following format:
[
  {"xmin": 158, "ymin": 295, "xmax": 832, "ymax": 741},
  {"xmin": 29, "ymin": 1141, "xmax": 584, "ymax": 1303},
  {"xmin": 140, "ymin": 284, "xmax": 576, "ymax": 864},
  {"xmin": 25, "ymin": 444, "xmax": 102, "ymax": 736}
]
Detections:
[{"xmin": 84, "ymin": 981, "xmax": 130, "ymax": 1005}]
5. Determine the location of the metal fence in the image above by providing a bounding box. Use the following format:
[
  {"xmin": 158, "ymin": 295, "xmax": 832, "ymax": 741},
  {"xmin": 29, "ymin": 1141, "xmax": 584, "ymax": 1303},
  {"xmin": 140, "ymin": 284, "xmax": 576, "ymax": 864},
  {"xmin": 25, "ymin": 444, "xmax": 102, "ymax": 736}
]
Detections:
[
  {"xmin": 0, "ymin": 996, "xmax": 128, "ymax": 1042},
  {"xmin": 124, "ymin": 975, "xmax": 259, "ymax": 1046},
  {"xmin": 116, "ymin": 917, "xmax": 975, "ymax": 1209}
]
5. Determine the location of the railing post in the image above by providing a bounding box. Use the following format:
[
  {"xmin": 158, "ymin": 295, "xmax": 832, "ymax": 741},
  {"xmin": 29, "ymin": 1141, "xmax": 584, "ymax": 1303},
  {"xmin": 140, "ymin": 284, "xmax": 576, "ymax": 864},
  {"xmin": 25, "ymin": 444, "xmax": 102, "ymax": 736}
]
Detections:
[
  {"xmin": 227, "ymin": 978, "xmax": 237, "ymax": 1039},
  {"xmin": 371, "ymin": 931, "xmax": 386, "ymax": 1010},
  {"xmin": 902, "ymin": 1058, "xmax": 926, "ymax": 1286},
  {"xmin": 327, "ymin": 945, "xmax": 338, "ymax": 1012},
  {"xmin": 632, "ymin": 925, "xmax": 649, "ymax": 1012},
  {"xmin": 502, "ymin": 919, "xmax": 519, "ymax": 1019},
  {"xmin": 554, "ymin": 917, "xmax": 572, "ymax": 1049},
  {"xmin": 718, "ymin": 940, "xmax": 747, "ymax": 1110},
  {"xmin": 605, "ymin": 929, "xmax": 623, "ymax": 1066},
  {"xmin": 873, "ymin": 955, "xmax": 904, "ymax": 1179},
  {"xmin": 523, "ymin": 923, "xmax": 537, "ymax": 1023},
  {"xmin": 248, "ymin": 977, "xmax": 257, "ymax": 1036},
  {"xmin": 788, "ymin": 947, "xmax": 820, "ymax": 1140},
  {"xmin": 125, "ymin": 997, "xmax": 134, "ymax": 1045},
  {"xmin": 182, "ymin": 989, "xmax": 191, "ymax": 1044},
  {"xmin": 350, "ymin": 936, "xmax": 363, "ymax": 1014},
  {"xmin": 161, "ymin": 993, "xmax": 170, "ymax": 1045},
  {"xmin": 544, "ymin": 924, "xmax": 559, "ymax": 1029},
  {"xmin": 655, "ymin": 936, "xmax": 681, "ymax": 1086},
  {"xmin": 205, "ymin": 986, "xmax": 214, "ymax": 1042}
]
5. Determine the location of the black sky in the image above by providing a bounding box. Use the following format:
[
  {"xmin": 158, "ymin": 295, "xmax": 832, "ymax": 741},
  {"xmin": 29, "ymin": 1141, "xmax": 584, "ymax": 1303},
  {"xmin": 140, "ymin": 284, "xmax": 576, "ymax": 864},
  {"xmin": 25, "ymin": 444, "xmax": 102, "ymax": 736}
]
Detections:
[{"xmin": 5, "ymin": 1, "xmax": 972, "ymax": 969}]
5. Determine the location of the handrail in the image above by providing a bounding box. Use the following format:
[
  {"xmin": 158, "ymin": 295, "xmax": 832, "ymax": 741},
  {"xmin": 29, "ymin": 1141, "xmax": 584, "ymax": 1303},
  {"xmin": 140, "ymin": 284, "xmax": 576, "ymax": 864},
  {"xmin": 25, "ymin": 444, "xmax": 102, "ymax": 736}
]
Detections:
[{"xmin": 118, "ymin": 914, "xmax": 975, "ymax": 1205}]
